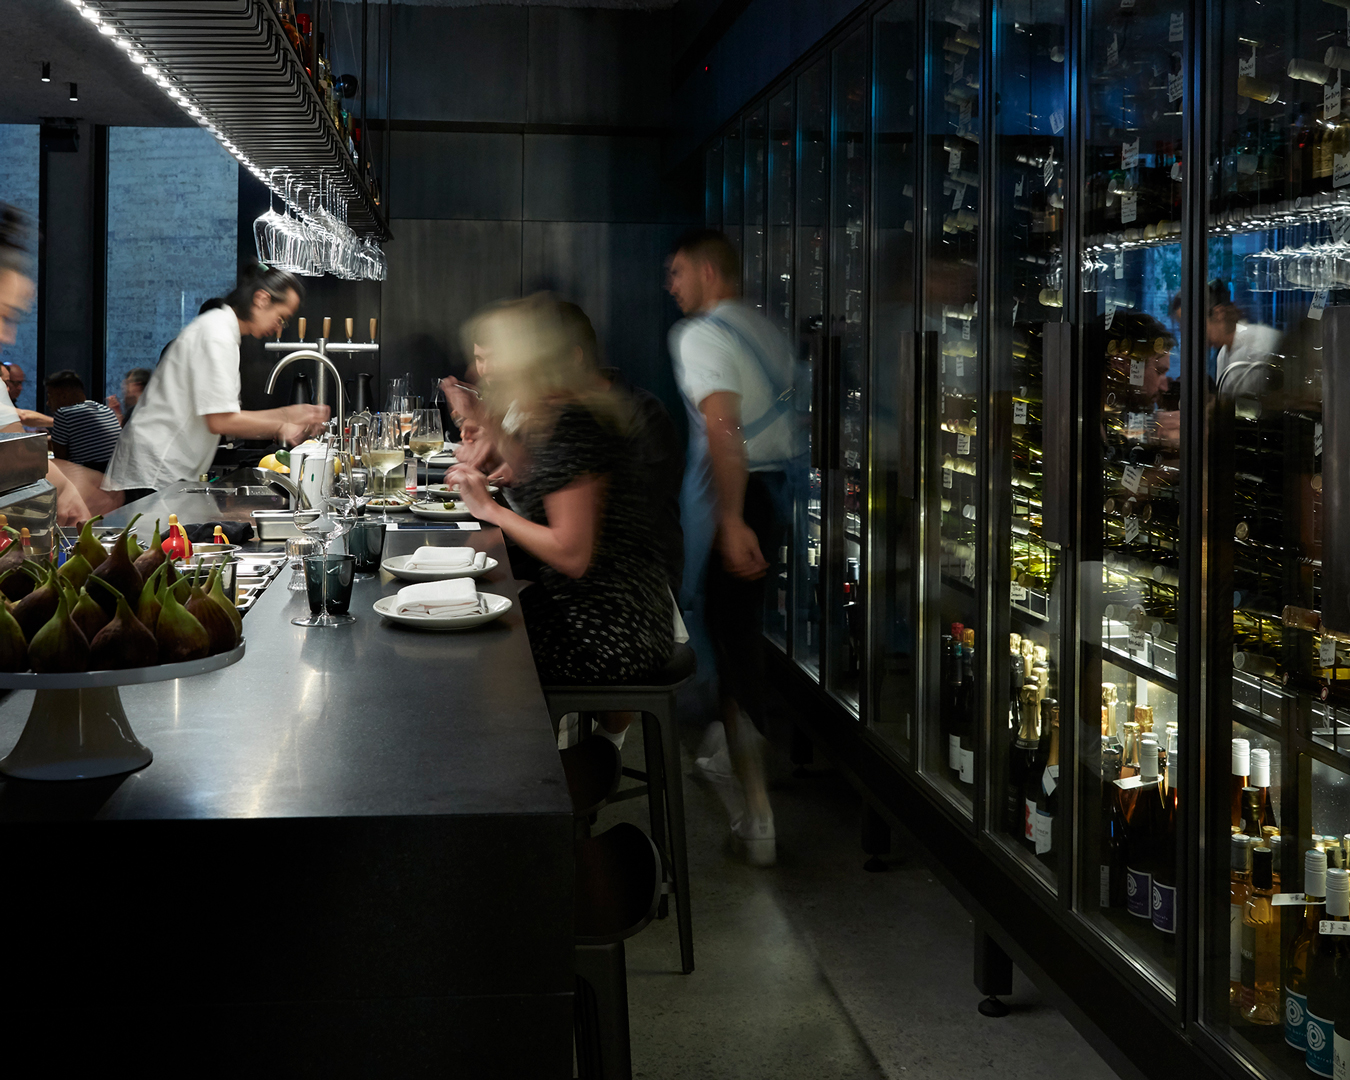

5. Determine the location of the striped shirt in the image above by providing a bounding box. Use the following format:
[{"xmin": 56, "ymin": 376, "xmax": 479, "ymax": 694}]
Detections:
[{"xmin": 51, "ymin": 400, "xmax": 122, "ymax": 470}]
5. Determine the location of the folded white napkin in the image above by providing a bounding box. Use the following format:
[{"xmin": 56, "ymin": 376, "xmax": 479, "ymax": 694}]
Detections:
[
  {"xmin": 395, "ymin": 578, "xmax": 481, "ymax": 618},
  {"xmin": 406, "ymin": 546, "xmax": 474, "ymax": 570}
]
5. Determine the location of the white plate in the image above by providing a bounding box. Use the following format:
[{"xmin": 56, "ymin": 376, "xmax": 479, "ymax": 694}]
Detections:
[
  {"xmin": 425, "ymin": 483, "xmax": 498, "ymax": 496},
  {"xmin": 426, "ymin": 451, "xmax": 458, "ymax": 466},
  {"xmin": 410, "ymin": 501, "xmax": 476, "ymax": 521},
  {"xmin": 364, "ymin": 498, "xmax": 413, "ymax": 513},
  {"xmin": 373, "ymin": 591, "xmax": 512, "ymax": 629},
  {"xmin": 381, "ymin": 553, "xmax": 499, "ymax": 582}
]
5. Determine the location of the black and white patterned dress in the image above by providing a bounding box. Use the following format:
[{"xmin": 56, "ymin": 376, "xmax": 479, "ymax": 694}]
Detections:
[{"xmin": 513, "ymin": 399, "xmax": 674, "ymax": 683}]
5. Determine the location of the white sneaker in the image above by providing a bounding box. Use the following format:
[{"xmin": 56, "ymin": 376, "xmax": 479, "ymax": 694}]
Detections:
[
  {"xmin": 696, "ymin": 720, "xmax": 728, "ymax": 764},
  {"xmin": 556, "ymin": 713, "xmax": 579, "ymax": 750},
  {"xmin": 731, "ymin": 813, "xmax": 777, "ymax": 867},
  {"xmin": 694, "ymin": 738, "xmax": 746, "ymax": 824}
]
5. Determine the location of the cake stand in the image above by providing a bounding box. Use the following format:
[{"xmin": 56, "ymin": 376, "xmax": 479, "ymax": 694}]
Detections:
[{"xmin": 0, "ymin": 641, "xmax": 246, "ymax": 781}]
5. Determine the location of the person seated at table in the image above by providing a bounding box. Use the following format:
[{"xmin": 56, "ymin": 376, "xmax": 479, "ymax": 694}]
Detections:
[
  {"xmin": 440, "ymin": 300, "xmax": 527, "ymax": 484},
  {"xmin": 46, "ymin": 369, "xmax": 123, "ymax": 475},
  {"xmin": 449, "ymin": 294, "xmax": 673, "ymax": 685},
  {"xmin": 106, "ymin": 366, "xmax": 151, "ymax": 426}
]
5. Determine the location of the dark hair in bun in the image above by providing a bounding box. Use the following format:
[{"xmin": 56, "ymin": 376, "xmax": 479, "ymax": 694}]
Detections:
[{"xmin": 0, "ymin": 203, "xmax": 33, "ymax": 277}]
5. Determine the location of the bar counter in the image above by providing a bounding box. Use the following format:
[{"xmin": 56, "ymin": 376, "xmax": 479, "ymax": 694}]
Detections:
[{"xmin": 0, "ymin": 490, "xmax": 574, "ymax": 1077}]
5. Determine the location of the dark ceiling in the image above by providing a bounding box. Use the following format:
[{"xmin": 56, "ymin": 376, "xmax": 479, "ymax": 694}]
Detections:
[{"xmin": 0, "ymin": 0, "xmax": 190, "ymax": 127}]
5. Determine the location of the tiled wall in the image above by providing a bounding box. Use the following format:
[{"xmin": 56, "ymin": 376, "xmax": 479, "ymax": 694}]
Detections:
[
  {"xmin": 0, "ymin": 125, "xmax": 39, "ymax": 411},
  {"xmin": 105, "ymin": 127, "xmax": 238, "ymax": 400}
]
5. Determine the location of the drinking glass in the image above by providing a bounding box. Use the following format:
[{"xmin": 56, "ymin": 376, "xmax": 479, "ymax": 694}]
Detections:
[
  {"xmin": 1244, "ymin": 248, "xmax": 1277, "ymax": 292},
  {"xmin": 365, "ymin": 412, "xmax": 407, "ymax": 521},
  {"xmin": 408, "ymin": 408, "xmax": 445, "ymax": 489},
  {"xmin": 291, "ymin": 444, "xmax": 358, "ymax": 627}
]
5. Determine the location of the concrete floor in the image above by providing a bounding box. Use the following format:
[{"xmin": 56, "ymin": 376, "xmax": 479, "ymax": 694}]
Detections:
[{"xmin": 595, "ymin": 718, "xmax": 1125, "ymax": 1080}]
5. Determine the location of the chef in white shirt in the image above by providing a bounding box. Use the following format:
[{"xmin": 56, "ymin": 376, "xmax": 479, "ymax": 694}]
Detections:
[
  {"xmin": 0, "ymin": 203, "xmax": 91, "ymax": 525},
  {"xmin": 104, "ymin": 263, "xmax": 329, "ymax": 500}
]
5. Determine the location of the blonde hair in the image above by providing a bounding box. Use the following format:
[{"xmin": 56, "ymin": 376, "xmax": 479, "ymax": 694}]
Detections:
[{"xmin": 464, "ymin": 293, "xmax": 622, "ymax": 432}]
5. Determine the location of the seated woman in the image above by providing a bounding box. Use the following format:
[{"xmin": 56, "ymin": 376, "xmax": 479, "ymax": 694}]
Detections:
[{"xmin": 449, "ymin": 295, "xmax": 673, "ymax": 684}]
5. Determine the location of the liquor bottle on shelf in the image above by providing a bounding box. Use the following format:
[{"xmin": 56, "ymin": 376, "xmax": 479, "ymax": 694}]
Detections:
[
  {"xmin": 1240, "ymin": 845, "xmax": 1280, "ymax": 1025},
  {"xmin": 1033, "ymin": 700, "xmax": 1060, "ymax": 865},
  {"xmin": 1101, "ymin": 742, "xmax": 1129, "ymax": 909},
  {"xmin": 946, "ymin": 625, "xmax": 965, "ymax": 774},
  {"xmin": 1126, "ymin": 735, "xmax": 1162, "ymax": 920},
  {"xmin": 1231, "ymin": 835, "xmax": 1254, "ymax": 1005},
  {"xmin": 1286, "ymin": 848, "xmax": 1330, "ymax": 1052},
  {"xmin": 1248, "ymin": 748, "xmax": 1277, "ymax": 831},
  {"xmin": 957, "ymin": 627, "xmax": 977, "ymax": 785},
  {"xmin": 1152, "ymin": 730, "xmax": 1179, "ymax": 945},
  {"xmin": 1306, "ymin": 868, "xmax": 1350, "ymax": 1078},
  {"xmin": 1231, "ymin": 738, "xmax": 1250, "ymax": 830}
]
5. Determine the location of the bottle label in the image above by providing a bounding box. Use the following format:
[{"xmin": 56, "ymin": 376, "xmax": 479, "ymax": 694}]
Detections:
[
  {"xmin": 1273, "ymin": 893, "xmax": 1326, "ymax": 907},
  {"xmin": 949, "ymin": 734, "xmax": 961, "ymax": 771},
  {"xmin": 1151, "ymin": 881, "xmax": 1177, "ymax": 934},
  {"xmin": 1309, "ymin": 1010, "xmax": 1335, "ymax": 1077},
  {"xmin": 1024, "ymin": 797, "xmax": 1036, "ymax": 842},
  {"xmin": 1100, "ymin": 865, "xmax": 1112, "ymax": 908},
  {"xmin": 1230, "ymin": 904, "xmax": 1242, "ymax": 981},
  {"xmin": 1240, "ymin": 921, "xmax": 1256, "ymax": 1005},
  {"xmin": 1127, "ymin": 867, "xmax": 1151, "ymax": 918},
  {"xmin": 959, "ymin": 748, "xmax": 974, "ymax": 784},
  {"xmin": 1287, "ymin": 988, "xmax": 1308, "ymax": 1051},
  {"xmin": 1034, "ymin": 809, "xmax": 1053, "ymax": 855},
  {"xmin": 1321, "ymin": 921, "xmax": 1350, "ymax": 936},
  {"xmin": 1334, "ymin": 1027, "xmax": 1350, "ymax": 1080}
]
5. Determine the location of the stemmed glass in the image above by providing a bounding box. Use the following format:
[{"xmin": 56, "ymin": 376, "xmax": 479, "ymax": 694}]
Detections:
[
  {"xmin": 365, "ymin": 412, "xmax": 407, "ymax": 521},
  {"xmin": 291, "ymin": 441, "xmax": 358, "ymax": 627},
  {"xmin": 408, "ymin": 408, "xmax": 445, "ymax": 491}
]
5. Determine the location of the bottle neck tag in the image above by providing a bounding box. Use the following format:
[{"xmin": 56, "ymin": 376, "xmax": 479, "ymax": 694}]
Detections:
[
  {"xmin": 1114, "ymin": 775, "xmax": 1145, "ymax": 791},
  {"xmin": 1318, "ymin": 920, "xmax": 1350, "ymax": 935},
  {"xmin": 1273, "ymin": 893, "xmax": 1325, "ymax": 907}
]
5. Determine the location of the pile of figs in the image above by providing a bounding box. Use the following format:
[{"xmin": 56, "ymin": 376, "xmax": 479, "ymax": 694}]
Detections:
[{"xmin": 0, "ymin": 515, "xmax": 242, "ymax": 674}]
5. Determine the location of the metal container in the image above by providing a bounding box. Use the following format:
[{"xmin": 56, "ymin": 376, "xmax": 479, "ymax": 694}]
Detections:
[
  {"xmin": 183, "ymin": 543, "xmax": 241, "ymax": 565},
  {"xmin": 251, "ymin": 510, "xmax": 302, "ymax": 540},
  {"xmin": 0, "ymin": 432, "xmax": 49, "ymax": 495}
]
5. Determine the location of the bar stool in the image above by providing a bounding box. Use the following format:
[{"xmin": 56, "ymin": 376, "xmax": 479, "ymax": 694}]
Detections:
[
  {"xmin": 559, "ymin": 736, "xmax": 623, "ymax": 836},
  {"xmin": 574, "ymin": 821, "xmax": 663, "ymax": 1080},
  {"xmin": 543, "ymin": 642, "xmax": 697, "ymax": 974}
]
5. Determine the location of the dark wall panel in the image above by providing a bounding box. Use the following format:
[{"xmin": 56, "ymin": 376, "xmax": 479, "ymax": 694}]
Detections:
[
  {"xmin": 392, "ymin": 131, "xmax": 522, "ymax": 221},
  {"xmin": 526, "ymin": 9, "xmax": 671, "ymax": 128},
  {"xmin": 522, "ymin": 221, "xmax": 686, "ymax": 428},
  {"xmin": 390, "ymin": 5, "xmax": 528, "ymax": 124},
  {"xmin": 382, "ymin": 218, "xmax": 523, "ymax": 394},
  {"xmin": 41, "ymin": 121, "xmax": 100, "ymax": 399},
  {"xmin": 523, "ymin": 136, "xmax": 668, "ymax": 224}
]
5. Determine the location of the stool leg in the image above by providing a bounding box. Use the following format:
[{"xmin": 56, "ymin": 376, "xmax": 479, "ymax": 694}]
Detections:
[
  {"xmin": 575, "ymin": 942, "xmax": 632, "ymax": 1080},
  {"xmin": 655, "ymin": 697, "xmax": 695, "ymax": 974},
  {"xmin": 641, "ymin": 713, "xmax": 670, "ymax": 919}
]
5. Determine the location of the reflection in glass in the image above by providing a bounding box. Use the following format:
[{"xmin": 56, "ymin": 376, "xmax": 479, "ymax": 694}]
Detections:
[{"xmin": 744, "ymin": 105, "xmax": 768, "ymax": 312}]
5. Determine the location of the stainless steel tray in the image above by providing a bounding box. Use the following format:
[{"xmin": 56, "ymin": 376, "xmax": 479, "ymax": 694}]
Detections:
[
  {"xmin": 252, "ymin": 510, "xmax": 302, "ymax": 540},
  {"xmin": 0, "ymin": 432, "xmax": 49, "ymax": 495}
]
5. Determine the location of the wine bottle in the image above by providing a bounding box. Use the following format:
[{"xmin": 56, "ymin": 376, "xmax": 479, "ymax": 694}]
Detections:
[
  {"xmin": 946, "ymin": 626, "xmax": 965, "ymax": 773},
  {"xmin": 1306, "ymin": 867, "xmax": 1350, "ymax": 1077},
  {"xmin": 1101, "ymin": 743, "xmax": 1129, "ymax": 909},
  {"xmin": 958, "ymin": 627, "xmax": 977, "ymax": 784},
  {"xmin": 1008, "ymin": 683, "xmax": 1038, "ymax": 837},
  {"xmin": 1126, "ymin": 735, "xmax": 1161, "ymax": 920},
  {"xmin": 1018, "ymin": 685, "xmax": 1042, "ymax": 850},
  {"xmin": 1231, "ymin": 835, "xmax": 1254, "ymax": 1005},
  {"xmin": 1286, "ymin": 848, "xmax": 1330, "ymax": 1051},
  {"xmin": 1151, "ymin": 730, "xmax": 1179, "ymax": 943},
  {"xmin": 1033, "ymin": 701, "xmax": 1060, "ymax": 865},
  {"xmin": 1231, "ymin": 738, "xmax": 1250, "ymax": 829},
  {"xmin": 1249, "ymin": 748, "xmax": 1277, "ymax": 831},
  {"xmin": 1241, "ymin": 845, "xmax": 1280, "ymax": 1025}
]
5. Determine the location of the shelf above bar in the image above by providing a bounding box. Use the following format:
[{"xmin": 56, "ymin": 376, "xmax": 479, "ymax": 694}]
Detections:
[{"xmin": 78, "ymin": 0, "xmax": 390, "ymax": 241}]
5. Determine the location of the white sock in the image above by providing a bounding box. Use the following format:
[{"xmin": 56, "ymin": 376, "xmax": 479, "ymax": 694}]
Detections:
[{"xmin": 593, "ymin": 724, "xmax": 626, "ymax": 750}]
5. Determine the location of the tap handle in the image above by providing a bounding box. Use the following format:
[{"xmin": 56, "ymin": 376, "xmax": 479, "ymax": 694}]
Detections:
[
  {"xmin": 322, "ymin": 316, "xmax": 332, "ymax": 340},
  {"xmin": 298, "ymin": 316, "xmax": 307, "ymax": 341},
  {"xmin": 369, "ymin": 317, "xmax": 377, "ymax": 342},
  {"xmin": 345, "ymin": 317, "xmax": 354, "ymax": 341}
]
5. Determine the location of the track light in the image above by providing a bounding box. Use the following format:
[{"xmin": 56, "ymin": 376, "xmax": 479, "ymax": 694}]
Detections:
[
  {"xmin": 40, "ymin": 62, "xmax": 51, "ymax": 82},
  {"xmin": 68, "ymin": 82, "xmax": 78, "ymax": 102}
]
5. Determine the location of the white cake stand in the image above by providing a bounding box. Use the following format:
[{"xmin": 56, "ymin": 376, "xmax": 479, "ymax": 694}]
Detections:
[{"xmin": 0, "ymin": 641, "xmax": 246, "ymax": 781}]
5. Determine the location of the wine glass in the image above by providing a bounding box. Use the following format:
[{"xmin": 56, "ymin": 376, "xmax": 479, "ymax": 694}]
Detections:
[
  {"xmin": 291, "ymin": 443, "xmax": 358, "ymax": 627},
  {"xmin": 408, "ymin": 408, "xmax": 445, "ymax": 491},
  {"xmin": 365, "ymin": 412, "xmax": 407, "ymax": 521}
]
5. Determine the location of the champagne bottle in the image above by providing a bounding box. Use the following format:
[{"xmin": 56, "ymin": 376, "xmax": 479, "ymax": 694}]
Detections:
[
  {"xmin": 1249, "ymin": 748, "xmax": 1278, "ymax": 831},
  {"xmin": 1152, "ymin": 730, "xmax": 1179, "ymax": 943},
  {"xmin": 1101, "ymin": 743, "xmax": 1129, "ymax": 909},
  {"xmin": 1231, "ymin": 738, "xmax": 1250, "ymax": 829},
  {"xmin": 1008, "ymin": 683, "xmax": 1038, "ymax": 836},
  {"xmin": 1307, "ymin": 868, "xmax": 1350, "ymax": 1077},
  {"xmin": 1126, "ymin": 735, "xmax": 1161, "ymax": 920},
  {"xmin": 1241, "ymin": 845, "xmax": 1280, "ymax": 1025},
  {"xmin": 1231, "ymin": 835, "xmax": 1254, "ymax": 1005},
  {"xmin": 1287, "ymin": 848, "xmax": 1330, "ymax": 1051},
  {"xmin": 1018, "ymin": 685, "xmax": 1042, "ymax": 850},
  {"xmin": 1033, "ymin": 701, "xmax": 1060, "ymax": 865}
]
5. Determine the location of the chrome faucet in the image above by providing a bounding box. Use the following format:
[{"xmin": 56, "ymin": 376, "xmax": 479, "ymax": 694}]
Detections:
[{"xmin": 264, "ymin": 349, "xmax": 344, "ymax": 437}]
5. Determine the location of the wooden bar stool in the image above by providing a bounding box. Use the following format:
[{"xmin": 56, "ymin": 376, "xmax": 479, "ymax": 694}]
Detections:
[
  {"xmin": 543, "ymin": 642, "xmax": 697, "ymax": 974},
  {"xmin": 574, "ymin": 821, "xmax": 663, "ymax": 1080}
]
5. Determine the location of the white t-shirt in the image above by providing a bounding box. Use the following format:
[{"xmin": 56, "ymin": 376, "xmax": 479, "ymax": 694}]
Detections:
[
  {"xmin": 1216, "ymin": 321, "xmax": 1282, "ymax": 401},
  {"xmin": 669, "ymin": 300, "xmax": 798, "ymax": 469},
  {"xmin": 103, "ymin": 306, "xmax": 243, "ymax": 491}
]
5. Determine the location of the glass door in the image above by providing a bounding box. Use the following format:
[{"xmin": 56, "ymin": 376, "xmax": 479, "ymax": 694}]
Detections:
[
  {"xmin": 869, "ymin": 0, "xmax": 920, "ymax": 763},
  {"xmin": 988, "ymin": 0, "xmax": 1072, "ymax": 887},
  {"xmin": 1202, "ymin": 0, "xmax": 1350, "ymax": 1072},
  {"xmin": 766, "ymin": 86, "xmax": 795, "ymax": 653},
  {"xmin": 794, "ymin": 57, "xmax": 830, "ymax": 680},
  {"xmin": 724, "ymin": 122, "xmax": 744, "ymax": 261},
  {"xmin": 920, "ymin": 0, "xmax": 983, "ymax": 815},
  {"xmin": 744, "ymin": 104, "xmax": 768, "ymax": 312},
  {"xmin": 1078, "ymin": 0, "xmax": 1188, "ymax": 998},
  {"xmin": 706, "ymin": 137, "xmax": 723, "ymax": 229},
  {"xmin": 825, "ymin": 26, "xmax": 869, "ymax": 712}
]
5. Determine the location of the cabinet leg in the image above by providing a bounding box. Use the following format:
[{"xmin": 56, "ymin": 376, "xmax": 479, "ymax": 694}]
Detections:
[
  {"xmin": 862, "ymin": 803, "xmax": 890, "ymax": 872},
  {"xmin": 974, "ymin": 926, "xmax": 1013, "ymax": 1017}
]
